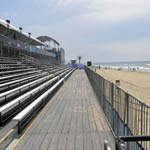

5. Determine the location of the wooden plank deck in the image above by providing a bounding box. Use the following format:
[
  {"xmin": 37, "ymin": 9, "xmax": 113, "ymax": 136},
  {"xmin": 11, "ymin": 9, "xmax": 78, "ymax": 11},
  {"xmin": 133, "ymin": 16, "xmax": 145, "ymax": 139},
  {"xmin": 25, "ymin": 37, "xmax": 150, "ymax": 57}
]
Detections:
[{"xmin": 13, "ymin": 70, "xmax": 115, "ymax": 150}]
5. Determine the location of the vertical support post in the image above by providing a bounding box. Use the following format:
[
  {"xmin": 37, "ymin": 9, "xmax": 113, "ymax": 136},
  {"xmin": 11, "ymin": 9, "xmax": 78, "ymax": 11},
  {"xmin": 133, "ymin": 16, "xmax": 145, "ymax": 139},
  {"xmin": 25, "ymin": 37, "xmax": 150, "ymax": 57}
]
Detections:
[
  {"xmin": 141, "ymin": 103, "xmax": 143, "ymax": 135},
  {"xmin": 126, "ymin": 92, "xmax": 129, "ymax": 135},
  {"xmin": 7, "ymin": 39, "xmax": 9, "ymax": 57},
  {"xmin": 0, "ymin": 43, "xmax": 2, "ymax": 57},
  {"xmin": 140, "ymin": 103, "xmax": 144, "ymax": 147},
  {"xmin": 6, "ymin": 21, "xmax": 10, "ymax": 57},
  {"xmin": 102, "ymin": 79, "xmax": 104, "ymax": 109},
  {"xmin": 124, "ymin": 93, "xmax": 127, "ymax": 136},
  {"xmin": 125, "ymin": 92, "xmax": 130, "ymax": 148},
  {"xmin": 111, "ymin": 82, "xmax": 114, "ymax": 131},
  {"xmin": 111, "ymin": 83, "xmax": 114, "ymax": 107}
]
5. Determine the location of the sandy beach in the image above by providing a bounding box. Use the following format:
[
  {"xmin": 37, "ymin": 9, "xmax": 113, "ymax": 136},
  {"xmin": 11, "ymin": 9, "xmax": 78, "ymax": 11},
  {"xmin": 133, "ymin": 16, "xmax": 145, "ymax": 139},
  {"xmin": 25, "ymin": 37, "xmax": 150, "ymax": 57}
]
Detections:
[{"xmin": 94, "ymin": 68, "xmax": 150, "ymax": 104}]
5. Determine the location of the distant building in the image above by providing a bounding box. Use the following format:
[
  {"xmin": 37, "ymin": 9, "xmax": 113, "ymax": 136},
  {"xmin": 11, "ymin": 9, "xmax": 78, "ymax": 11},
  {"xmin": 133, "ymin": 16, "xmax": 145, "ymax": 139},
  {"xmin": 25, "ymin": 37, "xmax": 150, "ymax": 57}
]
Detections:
[
  {"xmin": 0, "ymin": 19, "xmax": 65, "ymax": 65},
  {"xmin": 60, "ymin": 48, "xmax": 65, "ymax": 65},
  {"xmin": 71, "ymin": 60, "xmax": 78, "ymax": 68}
]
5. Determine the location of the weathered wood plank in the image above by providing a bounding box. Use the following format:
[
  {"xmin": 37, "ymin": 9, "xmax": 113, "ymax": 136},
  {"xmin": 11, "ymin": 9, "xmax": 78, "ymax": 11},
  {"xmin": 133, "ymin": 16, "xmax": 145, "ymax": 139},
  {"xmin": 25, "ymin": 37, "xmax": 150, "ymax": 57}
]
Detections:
[
  {"xmin": 48, "ymin": 134, "xmax": 60, "ymax": 150},
  {"xmin": 57, "ymin": 134, "xmax": 67, "ymax": 150},
  {"xmin": 39, "ymin": 134, "xmax": 53, "ymax": 150},
  {"xmin": 14, "ymin": 70, "xmax": 115, "ymax": 150},
  {"xmin": 83, "ymin": 133, "xmax": 93, "ymax": 150}
]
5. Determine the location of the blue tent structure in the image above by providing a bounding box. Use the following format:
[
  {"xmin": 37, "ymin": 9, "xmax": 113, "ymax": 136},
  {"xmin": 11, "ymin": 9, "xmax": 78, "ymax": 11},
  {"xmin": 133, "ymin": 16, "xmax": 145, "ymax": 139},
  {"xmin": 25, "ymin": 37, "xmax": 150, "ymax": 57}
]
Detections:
[{"xmin": 79, "ymin": 64, "xmax": 84, "ymax": 69}]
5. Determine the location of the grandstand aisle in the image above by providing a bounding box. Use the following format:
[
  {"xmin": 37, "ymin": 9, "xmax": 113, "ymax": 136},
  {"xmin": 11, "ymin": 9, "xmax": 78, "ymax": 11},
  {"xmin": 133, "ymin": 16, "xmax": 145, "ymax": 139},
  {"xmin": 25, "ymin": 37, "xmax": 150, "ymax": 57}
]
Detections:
[{"xmin": 12, "ymin": 70, "xmax": 115, "ymax": 150}]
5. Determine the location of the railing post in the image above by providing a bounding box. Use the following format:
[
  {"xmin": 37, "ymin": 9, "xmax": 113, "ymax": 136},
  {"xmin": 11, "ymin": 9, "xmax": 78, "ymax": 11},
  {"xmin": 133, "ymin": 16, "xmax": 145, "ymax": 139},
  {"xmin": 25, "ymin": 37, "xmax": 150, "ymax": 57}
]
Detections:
[
  {"xmin": 123, "ymin": 92, "xmax": 127, "ymax": 136},
  {"xmin": 141, "ymin": 103, "xmax": 143, "ymax": 136},
  {"xmin": 127, "ymin": 94, "xmax": 129, "ymax": 136},
  {"xmin": 125, "ymin": 92, "xmax": 130, "ymax": 149},
  {"xmin": 110, "ymin": 83, "xmax": 115, "ymax": 131},
  {"xmin": 102, "ymin": 79, "xmax": 105, "ymax": 110},
  {"xmin": 111, "ymin": 83, "xmax": 114, "ymax": 107},
  {"xmin": 125, "ymin": 92, "xmax": 129, "ymax": 136}
]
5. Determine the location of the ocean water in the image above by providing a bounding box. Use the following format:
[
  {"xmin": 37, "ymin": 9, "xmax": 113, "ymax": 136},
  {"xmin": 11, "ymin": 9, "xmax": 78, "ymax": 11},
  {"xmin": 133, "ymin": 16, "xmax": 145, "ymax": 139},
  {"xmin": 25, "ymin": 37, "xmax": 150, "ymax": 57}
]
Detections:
[{"xmin": 94, "ymin": 61, "xmax": 150, "ymax": 72}]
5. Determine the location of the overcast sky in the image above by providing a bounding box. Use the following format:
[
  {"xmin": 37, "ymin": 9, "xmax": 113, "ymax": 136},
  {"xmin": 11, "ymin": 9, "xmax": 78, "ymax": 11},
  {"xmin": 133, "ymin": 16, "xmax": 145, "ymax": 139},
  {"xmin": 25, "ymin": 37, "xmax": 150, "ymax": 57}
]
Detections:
[{"xmin": 1, "ymin": 0, "xmax": 150, "ymax": 63}]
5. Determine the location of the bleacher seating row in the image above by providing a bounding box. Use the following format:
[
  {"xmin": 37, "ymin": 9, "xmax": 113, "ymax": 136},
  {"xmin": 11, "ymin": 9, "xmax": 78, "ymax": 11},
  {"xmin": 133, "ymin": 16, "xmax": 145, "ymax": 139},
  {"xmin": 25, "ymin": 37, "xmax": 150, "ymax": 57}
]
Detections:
[
  {"xmin": 14, "ymin": 69, "xmax": 74, "ymax": 133},
  {"xmin": 0, "ymin": 56, "xmax": 74, "ymax": 136}
]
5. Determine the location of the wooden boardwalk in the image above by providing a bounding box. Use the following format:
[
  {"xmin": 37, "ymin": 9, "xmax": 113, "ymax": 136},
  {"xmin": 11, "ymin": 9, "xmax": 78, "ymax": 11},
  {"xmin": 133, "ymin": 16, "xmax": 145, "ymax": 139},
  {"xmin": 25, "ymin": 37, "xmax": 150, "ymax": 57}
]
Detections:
[{"xmin": 13, "ymin": 70, "xmax": 115, "ymax": 150}]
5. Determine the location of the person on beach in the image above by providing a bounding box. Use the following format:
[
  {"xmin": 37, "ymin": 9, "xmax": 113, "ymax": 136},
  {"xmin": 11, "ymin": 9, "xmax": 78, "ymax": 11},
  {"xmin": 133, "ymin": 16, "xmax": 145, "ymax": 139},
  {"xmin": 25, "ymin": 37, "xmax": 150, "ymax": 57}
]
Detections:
[{"xmin": 99, "ymin": 65, "xmax": 101, "ymax": 69}]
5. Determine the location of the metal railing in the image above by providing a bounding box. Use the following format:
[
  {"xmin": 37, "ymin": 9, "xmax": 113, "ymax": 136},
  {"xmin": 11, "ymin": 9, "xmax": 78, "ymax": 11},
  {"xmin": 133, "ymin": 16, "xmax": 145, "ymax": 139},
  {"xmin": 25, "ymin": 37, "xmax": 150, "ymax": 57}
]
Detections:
[{"xmin": 85, "ymin": 66, "xmax": 150, "ymax": 150}]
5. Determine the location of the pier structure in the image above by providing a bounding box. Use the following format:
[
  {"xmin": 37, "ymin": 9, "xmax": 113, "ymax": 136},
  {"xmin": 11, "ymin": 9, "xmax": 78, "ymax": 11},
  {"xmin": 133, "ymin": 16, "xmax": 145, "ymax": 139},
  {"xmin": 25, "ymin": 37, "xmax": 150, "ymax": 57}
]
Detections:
[{"xmin": 2, "ymin": 18, "xmax": 149, "ymax": 150}]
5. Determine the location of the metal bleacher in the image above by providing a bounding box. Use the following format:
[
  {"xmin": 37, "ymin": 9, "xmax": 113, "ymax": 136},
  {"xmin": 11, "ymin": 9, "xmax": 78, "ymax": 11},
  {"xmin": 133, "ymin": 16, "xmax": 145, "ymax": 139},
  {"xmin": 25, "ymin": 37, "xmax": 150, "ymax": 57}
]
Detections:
[
  {"xmin": 13, "ymin": 70, "xmax": 74, "ymax": 134},
  {"xmin": 0, "ymin": 56, "xmax": 73, "ymax": 149}
]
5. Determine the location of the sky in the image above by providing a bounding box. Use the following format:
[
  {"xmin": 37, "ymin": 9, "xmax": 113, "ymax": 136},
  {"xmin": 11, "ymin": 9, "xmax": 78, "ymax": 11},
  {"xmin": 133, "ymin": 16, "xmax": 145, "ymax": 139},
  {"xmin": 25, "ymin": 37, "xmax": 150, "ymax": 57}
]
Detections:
[{"xmin": 1, "ymin": 0, "xmax": 150, "ymax": 63}]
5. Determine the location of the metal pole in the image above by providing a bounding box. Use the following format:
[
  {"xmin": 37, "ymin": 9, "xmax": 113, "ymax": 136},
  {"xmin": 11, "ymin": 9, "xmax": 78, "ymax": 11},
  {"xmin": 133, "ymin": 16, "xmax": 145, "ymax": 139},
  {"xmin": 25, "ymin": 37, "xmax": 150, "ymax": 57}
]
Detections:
[
  {"xmin": 141, "ymin": 103, "xmax": 143, "ymax": 147},
  {"xmin": 6, "ymin": 20, "xmax": 10, "ymax": 57},
  {"xmin": 0, "ymin": 43, "xmax": 2, "ymax": 57},
  {"xmin": 126, "ymin": 92, "xmax": 129, "ymax": 135},
  {"xmin": 19, "ymin": 27, "xmax": 23, "ymax": 57},
  {"xmin": 111, "ymin": 83, "xmax": 114, "ymax": 107}
]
